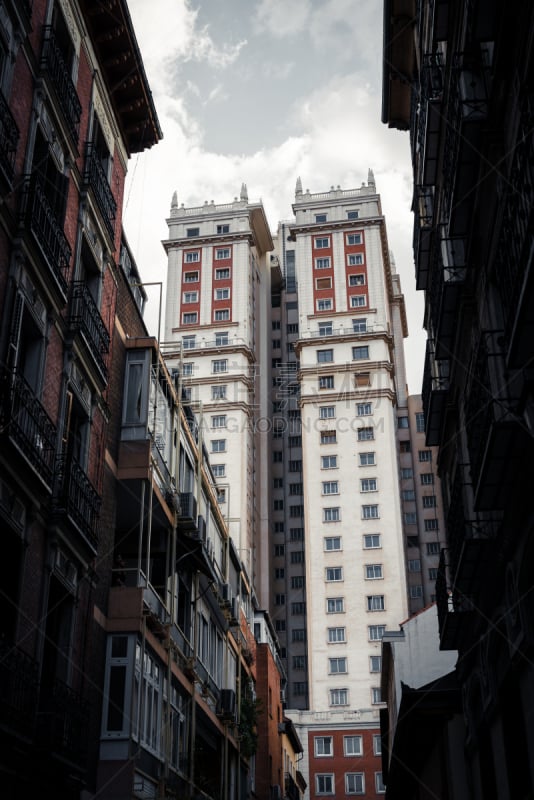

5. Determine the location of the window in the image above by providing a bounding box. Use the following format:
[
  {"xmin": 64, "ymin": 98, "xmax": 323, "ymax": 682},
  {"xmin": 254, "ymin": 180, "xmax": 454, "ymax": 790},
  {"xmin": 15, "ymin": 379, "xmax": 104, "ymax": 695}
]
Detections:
[
  {"xmin": 400, "ymin": 440, "xmax": 411, "ymax": 452},
  {"xmin": 316, "ymin": 774, "xmax": 334, "ymax": 795},
  {"xmin": 211, "ymin": 439, "xmax": 226, "ymax": 453},
  {"xmin": 346, "ymin": 773, "xmax": 365, "ymax": 794},
  {"xmin": 317, "ymin": 298, "xmax": 333, "ymax": 311},
  {"xmin": 182, "ymin": 312, "xmax": 197, "ymax": 324},
  {"xmin": 344, "ymin": 736, "xmax": 363, "ymax": 757},
  {"xmin": 373, "ymin": 735, "xmax": 382, "ymax": 756},
  {"xmin": 425, "ymin": 519, "xmax": 439, "ymax": 532},
  {"xmin": 216, "ymin": 224, "xmax": 229, "ymax": 234},
  {"xmin": 369, "ymin": 625, "xmax": 386, "ymax": 641},
  {"xmin": 320, "ymin": 405, "xmax": 335, "ymax": 419},
  {"xmin": 290, "ymin": 504, "xmax": 304, "ymax": 517},
  {"xmin": 273, "ymin": 477, "xmax": 283, "ymax": 489},
  {"xmin": 217, "ymin": 488, "xmax": 226, "ymax": 504},
  {"xmin": 352, "ymin": 346, "xmax": 369, "ymax": 360},
  {"xmin": 275, "ymin": 594, "xmax": 285, "ymax": 606},
  {"xmin": 272, "ymin": 339, "xmax": 281, "ymax": 349},
  {"xmin": 214, "ymin": 309, "xmax": 230, "ymax": 321},
  {"xmin": 319, "ymin": 375, "xmax": 334, "ymax": 389},
  {"xmin": 186, "ymin": 227, "xmax": 199, "ymax": 237},
  {"xmin": 322, "ymin": 455, "xmax": 338, "ymax": 469},
  {"xmin": 407, "ymin": 536, "xmax": 419, "ymax": 547},
  {"xmin": 402, "ymin": 490, "xmax": 416, "ymax": 501},
  {"xmin": 329, "ymin": 656, "xmax": 347, "ymax": 673},
  {"xmin": 289, "ymin": 460, "xmax": 302, "ymax": 471},
  {"xmin": 367, "ymin": 595, "xmax": 385, "ymax": 612},
  {"xmin": 315, "ymin": 214, "xmax": 327, "ymax": 223},
  {"xmin": 323, "ymin": 507, "xmax": 340, "ymax": 522},
  {"xmin": 327, "ymin": 597, "xmax": 344, "ymax": 613},
  {"xmin": 351, "ymin": 295, "xmax": 367, "ymax": 307},
  {"xmin": 357, "ymin": 402, "xmax": 372, "ymax": 416},
  {"xmin": 325, "ymin": 567, "xmax": 343, "ymax": 582},
  {"xmin": 287, "ymin": 322, "xmax": 299, "ymax": 334},
  {"xmin": 353, "ymin": 318, "xmax": 367, "ymax": 333},
  {"xmin": 211, "ymin": 385, "xmax": 227, "ymax": 400},
  {"xmin": 363, "ymin": 534, "xmax": 381, "ymax": 549},
  {"xmin": 362, "ymin": 505, "xmax": 379, "ymax": 519},
  {"xmin": 416, "ymin": 412, "xmax": 425, "ymax": 432},
  {"xmin": 423, "ymin": 495, "xmax": 437, "ymax": 508},
  {"xmin": 347, "ymin": 254, "xmax": 364, "ymax": 266},
  {"xmin": 272, "ymin": 320, "xmax": 281, "ymax": 330},
  {"xmin": 215, "ymin": 268, "xmax": 230, "ymax": 280},
  {"xmin": 419, "ymin": 449, "xmax": 432, "ymax": 462},
  {"xmin": 347, "ymin": 210, "xmax": 359, "ymax": 220},
  {"xmin": 316, "ymin": 277, "xmax": 332, "ymax": 290},
  {"xmin": 211, "ymin": 414, "xmax": 226, "ymax": 428},
  {"xmin": 215, "ymin": 288, "xmax": 230, "ymax": 300},
  {"xmin": 185, "ymin": 251, "xmax": 199, "ymax": 262},
  {"xmin": 215, "ymin": 248, "xmax": 230, "ymax": 259},
  {"xmin": 421, "ymin": 473, "xmax": 435, "ymax": 485},
  {"xmin": 359, "ymin": 451, "xmax": 376, "ymax": 465},
  {"xmin": 274, "ymin": 499, "xmax": 284, "ymax": 511},
  {"xmin": 292, "ymin": 629, "xmax": 306, "ymax": 642},
  {"xmin": 212, "ymin": 359, "xmax": 227, "ymax": 373},
  {"xmin": 408, "ymin": 559, "xmax": 421, "ymax": 572},
  {"xmin": 315, "ymin": 257, "xmax": 331, "ymax": 269},
  {"xmin": 273, "ymin": 451, "xmax": 282, "ymax": 463},
  {"xmin": 346, "ymin": 233, "xmax": 362, "ymax": 245},
  {"xmin": 404, "ymin": 512, "xmax": 417, "ymax": 524},
  {"xmin": 370, "ymin": 655, "xmax": 382, "ymax": 673},
  {"xmin": 429, "ymin": 568, "xmax": 438, "ymax": 580},
  {"xmin": 366, "ymin": 564, "xmax": 383, "ymax": 579},
  {"xmin": 315, "ymin": 237, "xmax": 330, "ymax": 249},
  {"xmin": 212, "ymin": 464, "xmax": 225, "ymax": 477},
  {"xmin": 291, "ymin": 576, "xmax": 305, "ymax": 589},
  {"xmin": 401, "ymin": 467, "xmax": 413, "ymax": 479},
  {"xmin": 274, "ymin": 522, "xmax": 285, "ymax": 533},
  {"xmin": 372, "ymin": 687, "xmax": 383, "ymax": 704},
  {"xmin": 290, "ymin": 551, "xmax": 304, "ymax": 564},
  {"xmin": 322, "ymin": 481, "xmax": 339, "ymax": 495},
  {"xmin": 290, "ymin": 528, "xmax": 304, "ymax": 541},
  {"xmin": 324, "ymin": 536, "xmax": 342, "ymax": 551},
  {"xmin": 183, "ymin": 271, "xmax": 199, "ymax": 282},
  {"xmin": 360, "ymin": 478, "xmax": 377, "ymax": 492},
  {"xmin": 182, "ymin": 335, "xmax": 196, "ymax": 350},
  {"xmin": 315, "ymin": 736, "xmax": 333, "ymax": 756},
  {"xmin": 289, "ymin": 435, "xmax": 302, "ymax": 447},
  {"xmin": 318, "ymin": 321, "xmax": 333, "ymax": 336},
  {"xmin": 410, "ymin": 585, "xmax": 424, "ymax": 599},
  {"xmin": 375, "ymin": 772, "xmax": 386, "ymax": 794},
  {"xmin": 317, "ymin": 349, "xmax": 334, "ymax": 363},
  {"xmin": 275, "ymin": 620, "xmax": 285, "ymax": 633},
  {"xmin": 330, "ymin": 688, "xmax": 348, "ymax": 706},
  {"xmin": 398, "ymin": 416, "xmax": 409, "ymax": 428},
  {"xmin": 357, "ymin": 427, "xmax": 374, "ymax": 441},
  {"xmin": 293, "ymin": 680, "xmax": 308, "ymax": 695},
  {"xmin": 327, "ymin": 627, "xmax": 346, "ymax": 643},
  {"xmin": 321, "ymin": 430, "xmax": 337, "ymax": 444},
  {"xmin": 293, "ymin": 655, "xmax": 306, "ymax": 670},
  {"xmin": 292, "ymin": 601, "xmax": 306, "ymax": 615}
]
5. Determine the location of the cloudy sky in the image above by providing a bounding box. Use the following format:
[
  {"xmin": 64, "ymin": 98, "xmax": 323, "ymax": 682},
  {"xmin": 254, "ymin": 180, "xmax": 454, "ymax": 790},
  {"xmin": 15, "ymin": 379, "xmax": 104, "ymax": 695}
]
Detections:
[{"xmin": 123, "ymin": 0, "xmax": 426, "ymax": 394}]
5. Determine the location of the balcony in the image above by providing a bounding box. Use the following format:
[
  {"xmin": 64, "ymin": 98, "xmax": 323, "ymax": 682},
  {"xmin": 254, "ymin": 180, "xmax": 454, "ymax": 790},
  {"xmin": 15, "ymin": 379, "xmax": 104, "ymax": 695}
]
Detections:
[
  {"xmin": 0, "ymin": 369, "xmax": 57, "ymax": 490},
  {"xmin": 413, "ymin": 186, "xmax": 435, "ymax": 291},
  {"xmin": 36, "ymin": 677, "xmax": 90, "ymax": 769},
  {"xmin": 19, "ymin": 175, "xmax": 71, "ymax": 302},
  {"xmin": 54, "ymin": 455, "xmax": 101, "ymax": 552},
  {"xmin": 40, "ymin": 26, "xmax": 82, "ymax": 145},
  {"xmin": 421, "ymin": 340, "xmax": 449, "ymax": 446},
  {"xmin": 435, "ymin": 549, "xmax": 462, "ymax": 651},
  {"xmin": 83, "ymin": 142, "xmax": 117, "ymax": 241},
  {"xmin": 0, "ymin": 88, "xmax": 20, "ymax": 186},
  {"xmin": 427, "ymin": 241, "xmax": 466, "ymax": 360},
  {"xmin": 416, "ymin": 53, "xmax": 444, "ymax": 186},
  {"xmin": 285, "ymin": 772, "xmax": 300, "ymax": 800},
  {"xmin": 0, "ymin": 639, "xmax": 39, "ymax": 737},
  {"xmin": 69, "ymin": 282, "xmax": 110, "ymax": 383}
]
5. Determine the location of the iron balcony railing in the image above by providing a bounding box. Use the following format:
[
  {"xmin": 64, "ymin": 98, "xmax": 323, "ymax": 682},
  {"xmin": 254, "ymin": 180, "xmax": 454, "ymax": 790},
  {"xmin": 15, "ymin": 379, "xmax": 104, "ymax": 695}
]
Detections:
[
  {"xmin": 19, "ymin": 175, "xmax": 71, "ymax": 300},
  {"xmin": 0, "ymin": 88, "xmax": 19, "ymax": 185},
  {"xmin": 84, "ymin": 142, "xmax": 117, "ymax": 240},
  {"xmin": 69, "ymin": 281, "xmax": 110, "ymax": 381},
  {"xmin": 37, "ymin": 677, "xmax": 90, "ymax": 767},
  {"xmin": 0, "ymin": 368, "xmax": 57, "ymax": 489},
  {"xmin": 0, "ymin": 638, "xmax": 39, "ymax": 736},
  {"xmin": 40, "ymin": 26, "xmax": 82, "ymax": 144},
  {"xmin": 55, "ymin": 455, "xmax": 101, "ymax": 551}
]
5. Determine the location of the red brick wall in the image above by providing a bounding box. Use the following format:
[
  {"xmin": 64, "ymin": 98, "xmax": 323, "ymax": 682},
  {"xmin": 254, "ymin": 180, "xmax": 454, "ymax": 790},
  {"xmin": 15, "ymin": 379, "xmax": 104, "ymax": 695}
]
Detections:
[{"xmin": 308, "ymin": 725, "xmax": 383, "ymax": 800}]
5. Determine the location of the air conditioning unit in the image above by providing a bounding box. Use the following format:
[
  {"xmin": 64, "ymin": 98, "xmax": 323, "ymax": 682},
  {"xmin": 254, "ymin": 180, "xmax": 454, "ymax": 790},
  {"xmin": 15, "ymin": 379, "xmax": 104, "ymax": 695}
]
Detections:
[
  {"xmin": 216, "ymin": 689, "xmax": 236, "ymax": 721},
  {"xmin": 196, "ymin": 514, "xmax": 207, "ymax": 542},
  {"xmin": 221, "ymin": 583, "xmax": 233, "ymax": 608}
]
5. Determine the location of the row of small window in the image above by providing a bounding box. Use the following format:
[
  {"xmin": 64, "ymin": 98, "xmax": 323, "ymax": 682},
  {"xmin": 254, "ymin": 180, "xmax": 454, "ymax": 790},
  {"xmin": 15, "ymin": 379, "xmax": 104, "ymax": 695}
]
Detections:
[
  {"xmin": 317, "ymin": 345, "xmax": 369, "ymax": 363},
  {"xmin": 325, "ymin": 624, "xmax": 385, "ymax": 644},
  {"xmin": 320, "ymin": 428, "xmax": 376, "ymax": 444},
  {"xmin": 315, "ymin": 295, "xmax": 367, "ymax": 312},
  {"xmin": 314, "ymin": 318, "xmax": 368, "ymax": 337},
  {"xmin": 402, "ymin": 492, "xmax": 437, "ymax": 506},
  {"xmin": 321, "ymin": 505, "xmax": 380, "ymax": 522},
  {"xmin": 317, "ymin": 372, "xmax": 372, "ymax": 390},
  {"xmin": 183, "ymin": 309, "xmax": 230, "ymax": 324},
  {"xmin": 313, "ymin": 232, "xmax": 363, "ymax": 249},
  {"xmin": 317, "ymin": 452, "xmax": 375, "ymax": 469},
  {"xmin": 400, "ymin": 442, "xmax": 433, "ymax": 462},
  {"xmin": 314, "ymin": 255, "xmax": 365, "ymax": 270},
  {"xmin": 315, "ymin": 734, "xmax": 381, "ymax": 758},
  {"xmin": 315, "ymin": 771, "xmax": 385, "ymax": 796},
  {"xmin": 183, "ymin": 249, "xmax": 231, "ymax": 263},
  {"xmin": 400, "ymin": 467, "xmax": 435, "ymax": 485},
  {"xmin": 319, "ymin": 687, "xmax": 383, "ymax": 707},
  {"xmin": 182, "ymin": 288, "xmax": 230, "ymax": 303},
  {"xmin": 322, "ymin": 593, "xmax": 386, "ymax": 613},
  {"xmin": 397, "ymin": 412, "xmax": 425, "ymax": 432},
  {"xmin": 273, "ymin": 532, "xmax": 382, "ymax": 551},
  {"xmin": 272, "ymin": 321, "xmax": 299, "ymax": 334},
  {"xmin": 185, "ymin": 224, "xmax": 230, "ymax": 238},
  {"xmin": 183, "ymin": 331, "xmax": 230, "ymax": 350},
  {"xmin": 273, "ymin": 480, "xmax": 377, "ymax": 504},
  {"xmin": 313, "ymin": 211, "xmax": 360, "ymax": 224},
  {"xmin": 183, "ymin": 267, "xmax": 230, "ymax": 281},
  {"xmin": 319, "ymin": 401, "xmax": 373, "ymax": 419}
]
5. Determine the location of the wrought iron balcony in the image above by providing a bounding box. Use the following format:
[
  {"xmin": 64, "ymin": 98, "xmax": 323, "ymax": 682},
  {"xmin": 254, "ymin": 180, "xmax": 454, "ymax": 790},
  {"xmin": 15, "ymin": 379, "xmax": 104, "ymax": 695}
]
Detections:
[
  {"xmin": 415, "ymin": 53, "xmax": 444, "ymax": 186},
  {"xmin": 285, "ymin": 772, "xmax": 301, "ymax": 800},
  {"xmin": 19, "ymin": 175, "xmax": 71, "ymax": 301},
  {"xmin": 54, "ymin": 455, "xmax": 101, "ymax": 552},
  {"xmin": 0, "ymin": 88, "xmax": 19, "ymax": 185},
  {"xmin": 421, "ymin": 339, "xmax": 449, "ymax": 446},
  {"xmin": 40, "ymin": 26, "xmax": 82, "ymax": 144},
  {"xmin": 83, "ymin": 142, "xmax": 117, "ymax": 241},
  {"xmin": 0, "ymin": 368, "xmax": 57, "ymax": 490},
  {"xmin": 412, "ymin": 195, "xmax": 434, "ymax": 291},
  {"xmin": 69, "ymin": 281, "xmax": 110, "ymax": 382},
  {"xmin": 427, "ymin": 240, "xmax": 465, "ymax": 360},
  {"xmin": 36, "ymin": 677, "xmax": 90, "ymax": 768},
  {"xmin": 435, "ymin": 549, "xmax": 462, "ymax": 650},
  {"xmin": 0, "ymin": 638, "xmax": 39, "ymax": 736}
]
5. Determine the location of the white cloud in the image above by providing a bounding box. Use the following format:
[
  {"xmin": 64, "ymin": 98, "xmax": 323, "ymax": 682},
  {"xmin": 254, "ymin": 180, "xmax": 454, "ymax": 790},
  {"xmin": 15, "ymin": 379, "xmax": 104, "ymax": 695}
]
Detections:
[{"xmin": 254, "ymin": 0, "xmax": 311, "ymax": 36}]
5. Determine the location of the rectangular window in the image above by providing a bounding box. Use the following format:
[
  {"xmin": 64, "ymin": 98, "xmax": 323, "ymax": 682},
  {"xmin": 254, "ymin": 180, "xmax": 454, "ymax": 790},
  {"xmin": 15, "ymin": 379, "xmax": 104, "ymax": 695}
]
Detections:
[
  {"xmin": 317, "ymin": 349, "xmax": 334, "ymax": 363},
  {"xmin": 357, "ymin": 402, "xmax": 372, "ymax": 416},
  {"xmin": 359, "ymin": 451, "xmax": 375, "ymax": 466},
  {"xmin": 362, "ymin": 505, "xmax": 379, "ymax": 519},
  {"xmin": 289, "ymin": 460, "xmax": 302, "ymax": 471},
  {"xmin": 325, "ymin": 567, "xmax": 343, "ymax": 582},
  {"xmin": 330, "ymin": 688, "xmax": 348, "ymax": 706},
  {"xmin": 367, "ymin": 595, "xmax": 385, "ymax": 612},
  {"xmin": 323, "ymin": 507, "xmax": 340, "ymax": 522},
  {"xmin": 347, "ymin": 253, "xmax": 364, "ymax": 266},
  {"xmin": 315, "ymin": 214, "xmax": 327, "ymax": 223},
  {"xmin": 372, "ymin": 687, "xmax": 383, "ymax": 704},
  {"xmin": 321, "ymin": 430, "xmax": 337, "ymax": 444},
  {"xmin": 315, "ymin": 736, "xmax": 333, "ymax": 756},
  {"xmin": 408, "ymin": 559, "xmax": 421, "ymax": 572},
  {"xmin": 211, "ymin": 414, "xmax": 226, "ymax": 428},
  {"xmin": 182, "ymin": 335, "xmax": 196, "ymax": 350},
  {"xmin": 322, "ymin": 455, "xmax": 338, "ymax": 469},
  {"xmin": 402, "ymin": 490, "xmax": 416, "ymax": 501},
  {"xmin": 287, "ymin": 322, "xmax": 299, "ymax": 334},
  {"xmin": 324, "ymin": 536, "xmax": 342, "ymax": 551},
  {"xmin": 404, "ymin": 512, "xmax": 417, "ymax": 524},
  {"xmin": 275, "ymin": 544, "xmax": 285, "ymax": 558},
  {"xmin": 373, "ymin": 734, "xmax": 382, "ymax": 756},
  {"xmin": 315, "ymin": 237, "xmax": 330, "ymax": 249},
  {"xmin": 351, "ymin": 295, "xmax": 367, "ymax": 307},
  {"xmin": 291, "ymin": 576, "xmax": 305, "ymax": 589},
  {"xmin": 215, "ymin": 287, "xmax": 230, "ymax": 300},
  {"xmin": 363, "ymin": 534, "xmax": 381, "ymax": 549},
  {"xmin": 216, "ymin": 224, "xmax": 229, "ymax": 234},
  {"xmin": 273, "ymin": 451, "xmax": 283, "ymax": 462},
  {"xmin": 185, "ymin": 251, "xmax": 199, "ymax": 262},
  {"xmin": 211, "ymin": 439, "xmax": 226, "ymax": 453},
  {"xmin": 212, "ymin": 359, "xmax": 227, "ymax": 373},
  {"xmin": 353, "ymin": 318, "xmax": 367, "ymax": 333},
  {"xmin": 293, "ymin": 629, "xmax": 306, "ymax": 642},
  {"xmin": 275, "ymin": 620, "xmax": 285, "ymax": 632},
  {"xmin": 289, "ymin": 504, "xmax": 304, "ymax": 517},
  {"xmin": 370, "ymin": 655, "xmax": 382, "ymax": 673},
  {"xmin": 315, "ymin": 257, "xmax": 331, "ymax": 269},
  {"xmin": 425, "ymin": 519, "xmax": 439, "ymax": 532},
  {"xmin": 217, "ymin": 488, "xmax": 226, "ymax": 504},
  {"xmin": 215, "ymin": 248, "xmax": 230, "ymax": 259},
  {"xmin": 360, "ymin": 478, "xmax": 377, "ymax": 492},
  {"xmin": 318, "ymin": 321, "xmax": 333, "ymax": 336},
  {"xmin": 346, "ymin": 233, "xmax": 362, "ymax": 245},
  {"xmin": 400, "ymin": 440, "xmax": 411, "ymax": 452},
  {"xmin": 347, "ymin": 210, "xmax": 359, "ymax": 220},
  {"xmin": 319, "ymin": 375, "xmax": 334, "ymax": 389},
  {"xmin": 290, "ymin": 528, "xmax": 304, "ymax": 541},
  {"xmin": 423, "ymin": 496, "xmax": 437, "ymax": 508},
  {"xmin": 421, "ymin": 473, "xmax": 435, "ymax": 485},
  {"xmin": 368, "ymin": 625, "xmax": 386, "ymax": 641},
  {"xmin": 357, "ymin": 427, "xmax": 374, "ymax": 441},
  {"xmin": 186, "ymin": 227, "xmax": 199, "ymax": 237},
  {"xmin": 322, "ymin": 481, "xmax": 339, "ymax": 495},
  {"xmin": 344, "ymin": 736, "xmax": 362, "ymax": 756},
  {"xmin": 289, "ymin": 482, "xmax": 303, "ymax": 495},
  {"xmin": 290, "ymin": 551, "xmax": 304, "ymax": 564},
  {"xmin": 419, "ymin": 449, "xmax": 432, "ymax": 462},
  {"xmin": 401, "ymin": 467, "xmax": 413, "ymax": 479},
  {"xmin": 427, "ymin": 541, "xmax": 440, "ymax": 555},
  {"xmin": 329, "ymin": 656, "xmax": 347, "ymax": 674},
  {"xmin": 211, "ymin": 385, "xmax": 227, "ymax": 399},
  {"xmin": 429, "ymin": 568, "xmax": 438, "ymax": 580},
  {"xmin": 327, "ymin": 627, "xmax": 346, "ymax": 643},
  {"xmin": 320, "ymin": 405, "xmax": 336, "ymax": 419},
  {"xmin": 317, "ymin": 298, "xmax": 333, "ymax": 311},
  {"xmin": 293, "ymin": 655, "xmax": 306, "ymax": 669},
  {"xmin": 346, "ymin": 773, "xmax": 365, "ymax": 795},
  {"xmin": 316, "ymin": 775, "xmax": 334, "ymax": 796},
  {"xmin": 366, "ymin": 564, "xmax": 383, "ymax": 580},
  {"xmin": 215, "ymin": 268, "xmax": 230, "ymax": 280},
  {"xmin": 316, "ymin": 277, "xmax": 332, "ymax": 290},
  {"xmin": 215, "ymin": 332, "xmax": 229, "ymax": 347},
  {"xmin": 352, "ymin": 345, "xmax": 369, "ymax": 360},
  {"xmin": 410, "ymin": 585, "xmax": 424, "ymax": 599},
  {"xmin": 214, "ymin": 309, "xmax": 230, "ymax": 321},
  {"xmin": 291, "ymin": 602, "xmax": 306, "ymax": 615},
  {"xmin": 327, "ymin": 597, "xmax": 344, "ymax": 613},
  {"xmin": 212, "ymin": 464, "xmax": 225, "ymax": 477},
  {"xmin": 274, "ymin": 499, "xmax": 284, "ymax": 511},
  {"xmin": 275, "ymin": 594, "xmax": 285, "ymax": 606},
  {"xmin": 375, "ymin": 772, "xmax": 386, "ymax": 794},
  {"xmin": 183, "ymin": 271, "xmax": 199, "ymax": 282},
  {"xmin": 274, "ymin": 522, "xmax": 285, "ymax": 533},
  {"xmin": 182, "ymin": 312, "xmax": 198, "ymax": 324},
  {"xmin": 415, "ymin": 412, "xmax": 425, "ymax": 432}
]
